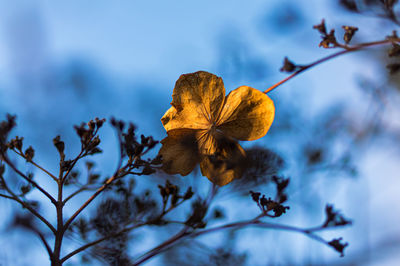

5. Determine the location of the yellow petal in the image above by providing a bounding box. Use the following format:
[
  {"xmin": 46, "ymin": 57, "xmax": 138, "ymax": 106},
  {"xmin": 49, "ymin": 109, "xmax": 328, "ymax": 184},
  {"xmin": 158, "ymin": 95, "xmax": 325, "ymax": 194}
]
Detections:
[
  {"xmin": 161, "ymin": 107, "xmax": 210, "ymax": 131},
  {"xmin": 200, "ymin": 138, "xmax": 246, "ymax": 186},
  {"xmin": 195, "ymin": 129, "xmax": 219, "ymax": 155},
  {"xmin": 163, "ymin": 71, "xmax": 225, "ymax": 131},
  {"xmin": 158, "ymin": 129, "xmax": 200, "ymax": 176},
  {"xmin": 216, "ymin": 86, "xmax": 275, "ymax": 141}
]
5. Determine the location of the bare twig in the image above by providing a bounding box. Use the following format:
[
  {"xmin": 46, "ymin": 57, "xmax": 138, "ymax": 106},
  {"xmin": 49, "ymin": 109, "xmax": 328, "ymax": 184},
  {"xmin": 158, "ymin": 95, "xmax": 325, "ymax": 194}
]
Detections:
[
  {"xmin": 61, "ymin": 222, "xmax": 147, "ymax": 263},
  {"xmin": 62, "ymin": 166, "xmax": 129, "ymax": 232},
  {"xmin": 36, "ymin": 230, "xmax": 53, "ymax": 259},
  {"xmin": 62, "ymin": 185, "xmax": 98, "ymax": 205},
  {"xmin": 133, "ymin": 227, "xmax": 190, "ymax": 266},
  {"xmin": 12, "ymin": 149, "xmax": 58, "ymax": 181},
  {"xmin": 264, "ymin": 39, "xmax": 399, "ymax": 94},
  {"xmin": 0, "ymin": 179, "xmax": 56, "ymax": 233},
  {"xmin": 1, "ymin": 155, "xmax": 56, "ymax": 205},
  {"xmin": 61, "ymin": 150, "xmax": 85, "ymax": 183}
]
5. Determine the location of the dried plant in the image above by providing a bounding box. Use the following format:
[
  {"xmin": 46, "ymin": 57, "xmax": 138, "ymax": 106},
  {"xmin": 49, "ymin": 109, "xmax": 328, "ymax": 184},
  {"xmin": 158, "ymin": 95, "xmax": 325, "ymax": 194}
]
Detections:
[{"xmin": 2, "ymin": 3, "xmax": 400, "ymax": 265}]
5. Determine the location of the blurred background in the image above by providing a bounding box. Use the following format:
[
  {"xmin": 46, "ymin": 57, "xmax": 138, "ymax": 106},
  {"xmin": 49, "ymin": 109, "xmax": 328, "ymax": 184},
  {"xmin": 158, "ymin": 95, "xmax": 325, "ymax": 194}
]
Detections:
[{"xmin": 0, "ymin": 0, "xmax": 399, "ymax": 265}]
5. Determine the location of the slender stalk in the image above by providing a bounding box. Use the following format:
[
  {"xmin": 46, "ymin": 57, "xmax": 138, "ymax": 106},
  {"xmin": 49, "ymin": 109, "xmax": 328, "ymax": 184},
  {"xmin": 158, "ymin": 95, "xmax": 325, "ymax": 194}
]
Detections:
[
  {"xmin": 51, "ymin": 172, "xmax": 64, "ymax": 266},
  {"xmin": 62, "ymin": 168, "xmax": 127, "ymax": 232},
  {"xmin": 36, "ymin": 230, "xmax": 53, "ymax": 260},
  {"xmin": 61, "ymin": 150, "xmax": 84, "ymax": 183},
  {"xmin": 264, "ymin": 39, "xmax": 397, "ymax": 94},
  {"xmin": 132, "ymin": 183, "xmax": 217, "ymax": 265},
  {"xmin": 0, "ymin": 193, "xmax": 15, "ymax": 200},
  {"xmin": 1, "ymin": 155, "xmax": 57, "ymax": 205},
  {"xmin": 61, "ymin": 222, "xmax": 147, "ymax": 263},
  {"xmin": 61, "ymin": 193, "xmax": 191, "ymax": 264},
  {"xmin": 63, "ymin": 186, "xmax": 91, "ymax": 205},
  {"xmin": 0, "ymin": 176, "xmax": 56, "ymax": 233},
  {"xmin": 12, "ymin": 150, "xmax": 58, "ymax": 181},
  {"xmin": 132, "ymin": 227, "xmax": 189, "ymax": 266}
]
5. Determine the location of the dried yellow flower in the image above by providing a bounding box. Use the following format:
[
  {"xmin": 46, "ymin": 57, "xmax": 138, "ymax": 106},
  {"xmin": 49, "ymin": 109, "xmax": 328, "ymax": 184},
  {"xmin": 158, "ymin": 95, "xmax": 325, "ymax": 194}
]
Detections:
[{"xmin": 159, "ymin": 71, "xmax": 275, "ymax": 186}]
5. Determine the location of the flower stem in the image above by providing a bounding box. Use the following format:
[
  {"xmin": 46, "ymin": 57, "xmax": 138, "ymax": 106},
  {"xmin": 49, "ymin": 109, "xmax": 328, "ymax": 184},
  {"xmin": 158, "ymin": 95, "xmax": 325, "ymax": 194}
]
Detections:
[{"xmin": 264, "ymin": 39, "xmax": 398, "ymax": 94}]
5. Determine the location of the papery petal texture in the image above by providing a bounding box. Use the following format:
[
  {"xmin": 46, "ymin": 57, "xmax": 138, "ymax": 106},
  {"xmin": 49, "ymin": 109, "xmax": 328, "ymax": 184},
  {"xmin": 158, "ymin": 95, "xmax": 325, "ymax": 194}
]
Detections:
[
  {"xmin": 171, "ymin": 71, "xmax": 225, "ymax": 120},
  {"xmin": 158, "ymin": 129, "xmax": 200, "ymax": 176},
  {"xmin": 195, "ymin": 129, "xmax": 220, "ymax": 155},
  {"xmin": 217, "ymin": 86, "xmax": 275, "ymax": 141},
  {"xmin": 161, "ymin": 106, "xmax": 210, "ymax": 131},
  {"xmin": 159, "ymin": 71, "xmax": 275, "ymax": 186},
  {"xmin": 200, "ymin": 139, "xmax": 246, "ymax": 186}
]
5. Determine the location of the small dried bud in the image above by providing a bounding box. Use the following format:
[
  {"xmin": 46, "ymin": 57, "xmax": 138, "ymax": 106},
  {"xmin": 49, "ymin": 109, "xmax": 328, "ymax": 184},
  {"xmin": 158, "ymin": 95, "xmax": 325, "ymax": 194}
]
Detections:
[
  {"xmin": 88, "ymin": 120, "xmax": 96, "ymax": 130},
  {"xmin": 91, "ymin": 136, "xmax": 101, "ymax": 147},
  {"xmin": 85, "ymin": 161, "xmax": 94, "ymax": 170},
  {"xmin": 24, "ymin": 146, "xmax": 35, "ymax": 162},
  {"xmin": 280, "ymin": 57, "xmax": 297, "ymax": 73},
  {"xmin": 272, "ymin": 204, "xmax": 290, "ymax": 217},
  {"xmin": 53, "ymin": 135, "xmax": 65, "ymax": 158},
  {"xmin": 313, "ymin": 19, "xmax": 327, "ymax": 35},
  {"xmin": 249, "ymin": 190, "xmax": 261, "ymax": 203},
  {"xmin": 171, "ymin": 194, "xmax": 178, "ymax": 206},
  {"xmin": 158, "ymin": 185, "xmax": 167, "ymax": 198},
  {"xmin": 140, "ymin": 135, "xmax": 148, "ymax": 145},
  {"xmin": 323, "ymin": 204, "xmax": 352, "ymax": 228},
  {"xmin": 183, "ymin": 186, "xmax": 194, "ymax": 200},
  {"xmin": 88, "ymin": 147, "xmax": 102, "ymax": 155},
  {"xmin": 212, "ymin": 208, "xmax": 224, "ymax": 219},
  {"xmin": 88, "ymin": 173, "xmax": 100, "ymax": 184},
  {"xmin": 20, "ymin": 185, "xmax": 31, "ymax": 195},
  {"xmin": 319, "ymin": 29, "xmax": 337, "ymax": 48},
  {"xmin": 95, "ymin": 118, "xmax": 105, "ymax": 128},
  {"xmin": 342, "ymin": 25, "xmax": 358, "ymax": 44},
  {"xmin": 76, "ymin": 123, "xmax": 86, "ymax": 137},
  {"xmin": 12, "ymin": 136, "xmax": 24, "ymax": 151},
  {"xmin": 328, "ymin": 238, "xmax": 348, "ymax": 257},
  {"xmin": 61, "ymin": 160, "xmax": 73, "ymax": 172}
]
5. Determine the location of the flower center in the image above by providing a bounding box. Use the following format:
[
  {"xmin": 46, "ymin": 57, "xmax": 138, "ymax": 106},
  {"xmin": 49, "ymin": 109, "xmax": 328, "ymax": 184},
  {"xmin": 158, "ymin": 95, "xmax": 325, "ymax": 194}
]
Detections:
[{"xmin": 209, "ymin": 122, "xmax": 220, "ymax": 136}]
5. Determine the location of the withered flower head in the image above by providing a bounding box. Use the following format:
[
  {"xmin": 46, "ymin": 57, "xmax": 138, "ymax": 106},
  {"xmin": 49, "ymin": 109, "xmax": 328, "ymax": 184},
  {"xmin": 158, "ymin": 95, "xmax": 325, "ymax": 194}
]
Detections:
[{"xmin": 159, "ymin": 71, "xmax": 275, "ymax": 186}]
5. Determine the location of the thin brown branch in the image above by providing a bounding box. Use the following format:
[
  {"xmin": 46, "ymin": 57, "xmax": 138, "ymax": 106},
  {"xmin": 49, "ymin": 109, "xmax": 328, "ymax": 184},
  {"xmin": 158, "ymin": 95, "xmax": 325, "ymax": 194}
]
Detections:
[
  {"xmin": 61, "ymin": 222, "xmax": 146, "ymax": 263},
  {"xmin": 12, "ymin": 149, "xmax": 58, "ymax": 181},
  {"xmin": 0, "ymin": 193, "xmax": 14, "ymax": 200},
  {"xmin": 0, "ymin": 183, "xmax": 56, "ymax": 233},
  {"xmin": 1, "ymin": 155, "xmax": 57, "ymax": 205},
  {"xmin": 191, "ymin": 220, "xmax": 328, "ymax": 245},
  {"xmin": 132, "ymin": 227, "xmax": 190, "ymax": 266},
  {"xmin": 52, "ymin": 170, "xmax": 65, "ymax": 265},
  {"xmin": 62, "ymin": 167, "xmax": 129, "ymax": 233},
  {"xmin": 62, "ymin": 186, "xmax": 90, "ymax": 205},
  {"xmin": 61, "ymin": 126, "xmax": 101, "ymax": 183},
  {"xmin": 264, "ymin": 38, "xmax": 398, "ymax": 94},
  {"xmin": 61, "ymin": 190, "xmax": 193, "ymax": 263},
  {"xmin": 132, "ymin": 183, "xmax": 217, "ymax": 265},
  {"xmin": 35, "ymin": 230, "xmax": 53, "ymax": 259},
  {"xmin": 61, "ymin": 149, "xmax": 85, "ymax": 183},
  {"xmin": 131, "ymin": 215, "xmax": 344, "ymax": 266}
]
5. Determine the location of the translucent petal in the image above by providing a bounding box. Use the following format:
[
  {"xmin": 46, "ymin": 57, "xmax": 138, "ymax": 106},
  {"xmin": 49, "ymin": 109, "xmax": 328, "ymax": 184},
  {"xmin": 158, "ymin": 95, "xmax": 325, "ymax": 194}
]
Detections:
[
  {"xmin": 161, "ymin": 107, "xmax": 210, "ymax": 131},
  {"xmin": 195, "ymin": 129, "xmax": 220, "ymax": 155},
  {"xmin": 200, "ymin": 138, "xmax": 246, "ymax": 186},
  {"xmin": 158, "ymin": 129, "xmax": 200, "ymax": 176},
  {"xmin": 163, "ymin": 71, "xmax": 225, "ymax": 131},
  {"xmin": 217, "ymin": 86, "xmax": 275, "ymax": 141}
]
